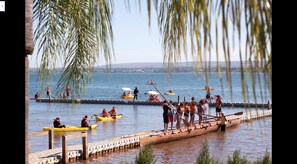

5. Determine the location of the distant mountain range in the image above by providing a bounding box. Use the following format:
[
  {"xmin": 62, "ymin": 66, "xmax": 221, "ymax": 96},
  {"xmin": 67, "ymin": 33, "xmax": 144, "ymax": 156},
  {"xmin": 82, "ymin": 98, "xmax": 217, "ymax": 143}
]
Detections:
[
  {"xmin": 101, "ymin": 61, "xmax": 242, "ymax": 68},
  {"xmin": 30, "ymin": 61, "xmax": 247, "ymax": 73}
]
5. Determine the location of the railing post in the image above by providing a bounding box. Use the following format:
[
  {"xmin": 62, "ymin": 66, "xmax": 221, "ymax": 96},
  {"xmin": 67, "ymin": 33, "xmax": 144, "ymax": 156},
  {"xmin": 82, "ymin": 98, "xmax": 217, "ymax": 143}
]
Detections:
[
  {"xmin": 62, "ymin": 135, "xmax": 68, "ymax": 164},
  {"xmin": 184, "ymin": 97, "xmax": 186, "ymax": 103},
  {"xmin": 48, "ymin": 129, "xmax": 54, "ymax": 149},
  {"xmin": 82, "ymin": 132, "xmax": 88, "ymax": 160},
  {"xmin": 177, "ymin": 96, "xmax": 180, "ymax": 103}
]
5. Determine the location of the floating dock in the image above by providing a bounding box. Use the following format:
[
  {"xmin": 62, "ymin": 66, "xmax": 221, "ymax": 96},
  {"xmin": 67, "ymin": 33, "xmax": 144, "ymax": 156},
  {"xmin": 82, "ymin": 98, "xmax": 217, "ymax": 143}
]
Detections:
[
  {"xmin": 34, "ymin": 98, "xmax": 272, "ymax": 108},
  {"xmin": 29, "ymin": 110, "xmax": 272, "ymax": 164}
]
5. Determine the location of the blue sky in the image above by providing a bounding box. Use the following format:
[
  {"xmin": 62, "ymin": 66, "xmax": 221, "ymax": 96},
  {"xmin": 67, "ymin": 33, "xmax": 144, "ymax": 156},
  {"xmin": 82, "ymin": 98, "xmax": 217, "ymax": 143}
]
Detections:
[
  {"xmin": 112, "ymin": 1, "xmax": 163, "ymax": 64},
  {"xmin": 29, "ymin": 1, "xmax": 244, "ymax": 68}
]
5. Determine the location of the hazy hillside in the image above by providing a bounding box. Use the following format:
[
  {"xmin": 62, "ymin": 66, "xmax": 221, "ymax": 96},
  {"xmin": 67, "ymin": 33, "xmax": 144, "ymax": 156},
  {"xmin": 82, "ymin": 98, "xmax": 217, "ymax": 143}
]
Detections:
[
  {"xmin": 101, "ymin": 61, "xmax": 242, "ymax": 68},
  {"xmin": 30, "ymin": 61, "xmax": 245, "ymax": 73}
]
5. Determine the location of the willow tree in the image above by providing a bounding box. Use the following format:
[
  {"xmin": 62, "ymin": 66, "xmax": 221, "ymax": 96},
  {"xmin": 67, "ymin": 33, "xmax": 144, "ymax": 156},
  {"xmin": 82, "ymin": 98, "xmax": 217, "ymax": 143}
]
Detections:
[
  {"xmin": 156, "ymin": 0, "xmax": 271, "ymax": 104},
  {"xmin": 27, "ymin": 0, "xmax": 271, "ymax": 161},
  {"xmin": 32, "ymin": 0, "xmax": 271, "ymax": 102}
]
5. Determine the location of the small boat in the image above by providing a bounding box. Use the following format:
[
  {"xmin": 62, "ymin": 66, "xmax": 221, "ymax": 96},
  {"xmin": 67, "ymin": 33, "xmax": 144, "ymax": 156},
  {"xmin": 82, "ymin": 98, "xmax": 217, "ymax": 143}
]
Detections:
[
  {"xmin": 166, "ymin": 90, "xmax": 175, "ymax": 96},
  {"xmin": 96, "ymin": 114, "xmax": 122, "ymax": 121},
  {"xmin": 166, "ymin": 92, "xmax": 175, "ymax": 96},
  {"xmin": 43, "ymin": 124, "xmax": 97, "ymax": 132},
  {"xmin": 120, "ymin": 87, "xmax": 134, "ymax": 99},
  {"xmin": 147, "ymin": 91, "xmax": 162, "ymax": 102}
]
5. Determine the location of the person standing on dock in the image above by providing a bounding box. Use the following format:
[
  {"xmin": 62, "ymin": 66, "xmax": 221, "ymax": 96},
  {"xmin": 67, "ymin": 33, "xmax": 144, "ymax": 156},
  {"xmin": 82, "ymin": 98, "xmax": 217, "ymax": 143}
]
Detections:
[
  {"xmin": 65, "ymin": 86, "xmax": 70, "ymax": 99},
  {"xmin": 267, "ymin": 100, "xmax": 271, "ymax": 110},
  {"xmin": 176, "ymin": 103, "xmax": 184, "ymax": 129},
  {"xmin": 184, "ymin": 102, "xmax": 190, "ymax": 123},
  {"xmin": 167, "ymin": 106, "xmax": 175, "ymax": 130},
  {"xmin": 214, "ymin": 95, "xmax": 223, "ymax": 117},
  {"xmin": 190, "ymin": 97, "xmax": 197, "ymax": 126},
  {"xmin": 197, "ymin": 99, "xmax": 205, "ymax": 125},
  {"xmin": 34, "ymin": 92, "xmax": 40, "ymax": 99},
  {"xmin": 204, "ymin": 85, "xmax": 214, "ymax": 103},
  {"xmin": 162, "ymin": 100, "xmax": 170, "ymax": 133},
  {"xmin": 133, "ymin": 87, "xmax": 139, "ymax": 101},
  {"xmin": 46, "ymin": 86, "xmax": 51, "ymax": 100}
]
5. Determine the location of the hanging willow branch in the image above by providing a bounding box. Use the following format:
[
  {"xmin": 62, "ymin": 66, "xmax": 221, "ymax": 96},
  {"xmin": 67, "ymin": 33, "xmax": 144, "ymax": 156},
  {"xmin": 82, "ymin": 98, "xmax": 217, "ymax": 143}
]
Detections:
[
  {"xmin": 33, "ymin": 0, "xmax": 271, "ymax": 103},
  {"xmin": 150, "ymin": 0, "xmax": 272, "ymax": 103},
  {"xmin": 33, "ymin": 0, "xmax": 114, "ymax": 98}
]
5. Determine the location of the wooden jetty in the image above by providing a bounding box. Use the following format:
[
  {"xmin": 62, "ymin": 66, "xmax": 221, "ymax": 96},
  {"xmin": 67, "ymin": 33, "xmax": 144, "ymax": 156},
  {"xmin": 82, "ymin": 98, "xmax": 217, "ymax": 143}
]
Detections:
[
  {"xmin": 34, "ymin": 98, "xmax": 272, "ymax": 108},
  {"xmin": 140, "ymin": 118, "xmax": 241, "ymax": 147},
  {"xmin": 29, "ymin": 110, "xmax": 272, "ymax": 164}
]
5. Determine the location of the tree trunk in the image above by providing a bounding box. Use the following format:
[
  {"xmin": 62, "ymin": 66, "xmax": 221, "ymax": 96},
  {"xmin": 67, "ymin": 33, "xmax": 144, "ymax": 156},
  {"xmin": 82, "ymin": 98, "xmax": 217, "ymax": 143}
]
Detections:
[
  {"xmin": 25, "ymin": 0, "xmax": 34, "ymax": 162},
  {"xmin": 25, "ymin": 56, "xmax": 29, "ymax": 163},
  {"xmin": 25, "ymin": 0, "xmax": 34, "ymax": 55}
]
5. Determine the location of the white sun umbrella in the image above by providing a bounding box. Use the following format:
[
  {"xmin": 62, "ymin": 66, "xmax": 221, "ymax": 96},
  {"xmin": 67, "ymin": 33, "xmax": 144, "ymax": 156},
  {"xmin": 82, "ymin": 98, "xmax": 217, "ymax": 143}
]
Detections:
[
  {"xmin": 122, "ymin": 87, "xmax": 132, "ymax": 91},
  {"xmin": 148, "ymin": 90, "xmax": 159, "ymax": 95}
]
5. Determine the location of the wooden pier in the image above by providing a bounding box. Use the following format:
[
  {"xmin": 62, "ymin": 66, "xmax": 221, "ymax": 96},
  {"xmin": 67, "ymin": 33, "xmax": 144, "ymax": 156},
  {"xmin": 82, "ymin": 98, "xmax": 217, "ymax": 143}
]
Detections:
[
  {"xmin": 29, "ymin": 110, "xmax": 272, "ymax": 164},
  {"xmin": 35, "ymin": 98, "xmax": 272, "ymax": 108}
]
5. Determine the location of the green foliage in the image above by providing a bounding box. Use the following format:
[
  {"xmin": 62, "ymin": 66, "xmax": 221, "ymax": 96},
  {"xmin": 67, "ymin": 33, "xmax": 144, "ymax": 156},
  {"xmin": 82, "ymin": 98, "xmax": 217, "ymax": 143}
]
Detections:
[
  {"xmin": 135, "ymin": 144, "xmax": 156, "ymax": 164},
  {"xmin": 33, "ymin": 0, "xmax": 272, "ymax": 104},
  {"xmin": 33, "ymin": 0, "xmax": 114, "ymax": 98},
  {"xmin": 119, "ymin": 142, "xmax": 270, "ymax": 164},
  {"xmin": 253, "ymin": 150, "xmax": 271, "ymax": 164},
  {"xmin": 196, "ymin": 140, "xmax": 219, "ymax": 164},
  {"xmin": 227, "ymin": 150, "xmax": 249, "ymax": 164}
]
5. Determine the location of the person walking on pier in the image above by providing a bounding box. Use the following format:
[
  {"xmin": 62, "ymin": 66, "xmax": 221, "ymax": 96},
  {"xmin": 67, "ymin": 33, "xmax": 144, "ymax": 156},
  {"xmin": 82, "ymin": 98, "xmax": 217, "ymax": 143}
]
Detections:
[
  {"xmin": 162, "ymin": 100, "xmax": 170, "ymax": 133},
  {"xmin": 81, "ymin": 115, "xmax": 90, "ymax": 127},
  {"xmin": 214, "ymin": 95, "xmax": 223, "ymax": 117},
  {"xmin": 133, "ymin": 87, "xmax": 139, "ymax": 101},
  {"xmin": 53, "ymin": 117, "xmax": 66, "ymax": 128}
]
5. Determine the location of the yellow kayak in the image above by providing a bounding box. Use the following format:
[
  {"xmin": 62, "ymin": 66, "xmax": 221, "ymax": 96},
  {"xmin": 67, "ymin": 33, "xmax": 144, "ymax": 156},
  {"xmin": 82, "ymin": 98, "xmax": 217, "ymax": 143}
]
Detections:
[
  {"xmin": 166, "ymin": 92, "xmax": 175, "ymax": 96},
  {"xmin": 43, "ymin": 124, "xmax": 97, "ymax": 132},
  {"xmin": 96, "ymin": 114, "xmax": 122, "ymax": 121}
]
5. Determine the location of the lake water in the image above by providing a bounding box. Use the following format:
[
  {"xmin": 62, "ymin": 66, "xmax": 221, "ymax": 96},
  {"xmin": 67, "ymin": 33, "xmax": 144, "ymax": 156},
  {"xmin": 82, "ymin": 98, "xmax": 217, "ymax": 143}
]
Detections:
[{"xmin": 29, "ymin": 72, "xmax": 271, "ymax": 163}]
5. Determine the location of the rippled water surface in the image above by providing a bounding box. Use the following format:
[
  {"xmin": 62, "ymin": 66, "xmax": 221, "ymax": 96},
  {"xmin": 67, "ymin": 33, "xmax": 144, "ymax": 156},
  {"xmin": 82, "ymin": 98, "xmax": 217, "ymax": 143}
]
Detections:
[{"xmin": 29, "ymin": 72, "xmax": 271, "ymax": 163}]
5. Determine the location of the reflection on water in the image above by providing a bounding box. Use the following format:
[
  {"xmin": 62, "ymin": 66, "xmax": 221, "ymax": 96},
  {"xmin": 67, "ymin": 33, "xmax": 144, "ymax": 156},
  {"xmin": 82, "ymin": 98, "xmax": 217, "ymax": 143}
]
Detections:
[{"xmin": 28, "ymin": 72, "xmax": 271, "ymax": 163}]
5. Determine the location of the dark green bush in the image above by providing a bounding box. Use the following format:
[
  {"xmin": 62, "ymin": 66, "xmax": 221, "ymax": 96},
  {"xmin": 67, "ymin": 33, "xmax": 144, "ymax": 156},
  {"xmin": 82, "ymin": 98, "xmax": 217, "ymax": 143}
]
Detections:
[
  {"xmin": 135, "ymin": 144, "xmax": 156, "ymax": 164},
  {"xmin": 196, "ymin": 140, "xmax": 219, "ymax": 164},
  {"xmin": 227, "ymin": 150, "xmax": 249, "ymax": 164}
]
